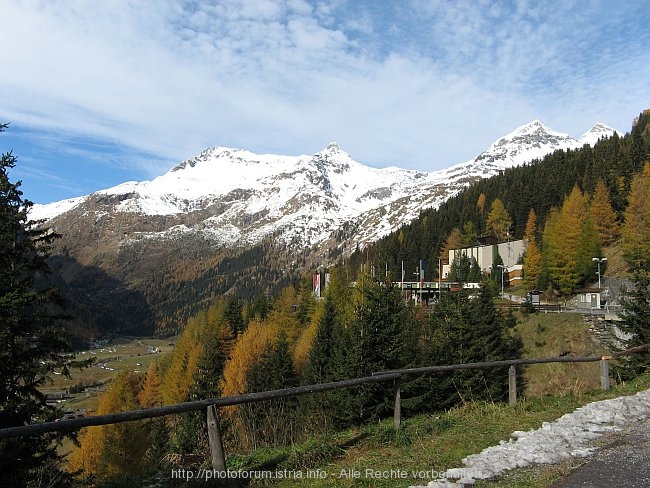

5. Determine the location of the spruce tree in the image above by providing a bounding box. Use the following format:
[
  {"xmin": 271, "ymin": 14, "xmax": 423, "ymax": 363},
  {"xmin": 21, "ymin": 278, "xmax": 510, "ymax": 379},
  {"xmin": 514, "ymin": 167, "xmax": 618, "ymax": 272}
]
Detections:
[
  {"xmin": 224, "ymin": 296, "xmax": 246, "ymax": 336},
  {"xmin": 617, "ymin": 266, "xmax": 650, "ymax": 379},
  {"xmin": 575, "ymin": 218, "xmax": 602, "ymax": 288},
  {"xmin": 448, "ymin": 254, "xmax": 472, "ymax": 286},
  {"xmin": 353, "ymin": 276, "xmax": 418, "ymax": 422},
  {"xmin": 414, "ymin": 283, "xmax": 523, "ymax": 412},
  {"xmin": 300, "ymin": 296, "xmax": 344, "ymax": 433},
  {"xmin": 617, "ymin": 163, "xmax": 650, "ymax": 378},
  {"xmin": 244, "ymin": 332, "xmax": 298, "ymax": 447},
  {"xmin": 412, "ymin": 288, "xmax": 469, "ymax": 411},
  {"xmin": 0, "ymin": 124, "xmax": 91, "ymax": 486},
  {"xmin": 301, "ymin": 297, "xmax": 339, "ymax": 385},
  {"xmin": 465, "ymin": 283, "xmax": 524, "ymax": 401}
]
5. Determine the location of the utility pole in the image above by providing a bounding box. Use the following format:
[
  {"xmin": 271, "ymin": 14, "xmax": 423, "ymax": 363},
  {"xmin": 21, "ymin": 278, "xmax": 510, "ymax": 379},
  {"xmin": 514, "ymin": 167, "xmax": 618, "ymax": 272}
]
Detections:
[{"xmin": 592, "ymin": 257, "xmax": 607, "ymax": 289}]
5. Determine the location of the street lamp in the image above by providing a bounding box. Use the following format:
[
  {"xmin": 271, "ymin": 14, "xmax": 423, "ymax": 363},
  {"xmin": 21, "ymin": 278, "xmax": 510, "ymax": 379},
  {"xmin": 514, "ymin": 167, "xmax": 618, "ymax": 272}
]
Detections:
[
  {"xmin": 592, "ymin": 257, "xmax": 607, "ymax": 289},
  {"xmin": 497, "ymin": 264, "xmax": 507, "ymax": 299}
]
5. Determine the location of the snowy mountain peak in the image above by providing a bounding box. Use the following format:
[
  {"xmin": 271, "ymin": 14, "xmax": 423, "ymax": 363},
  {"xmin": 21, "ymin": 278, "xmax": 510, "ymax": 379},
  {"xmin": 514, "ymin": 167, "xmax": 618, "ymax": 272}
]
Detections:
[
  {"xmin": 315, "ymin": 142, "xmax": 351, "ymax": 160},
  {"xmin": 29, "ymin": 119, "xmax": 621, "ymax": 253},
  {"xmin": 578, "ymin": 123, "xmax": 621, "ymax": 146},
  {"xmin": 517, "ymin": 119, "xmax": 548, "ymax": 132},
  {"xmin": 502, "ymin": 119, "xmax": 570, "ymax": 142},
  {"xmin": 470, "ymin": 119, "xmax": 575, "ymax": 169},
  {"xmin": 324, "ymin": 141, "xmax": 343, "ymax": 152},
  {"xmin": 466, "ymin": 119, "xmax": 617, "ymax": 172}
]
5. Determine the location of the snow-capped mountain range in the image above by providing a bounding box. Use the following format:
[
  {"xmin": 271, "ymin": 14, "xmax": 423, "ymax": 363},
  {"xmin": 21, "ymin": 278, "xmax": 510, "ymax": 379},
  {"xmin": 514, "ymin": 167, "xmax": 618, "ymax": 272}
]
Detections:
[
  {"xmin": 31, "ymin": 120, "xmax": 619, "ymax": 258},
  {"xmin": 31, "ymin": 119, "xmax": 620, "ymax": 335}
]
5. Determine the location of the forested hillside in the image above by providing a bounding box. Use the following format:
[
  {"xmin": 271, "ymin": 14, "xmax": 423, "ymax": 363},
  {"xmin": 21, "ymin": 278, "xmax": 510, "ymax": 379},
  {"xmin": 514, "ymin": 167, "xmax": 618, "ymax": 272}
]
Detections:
[
  {"xmin": 350, "ymin": 110, "xmax": 650, "ymax": 291},
  {"xmin": 65, "ymin": 110, "xmax": 650, "ymax": 485},
  {"xmin": 38, "ymin": 111, "xmax": 649, "ymax": 340}
]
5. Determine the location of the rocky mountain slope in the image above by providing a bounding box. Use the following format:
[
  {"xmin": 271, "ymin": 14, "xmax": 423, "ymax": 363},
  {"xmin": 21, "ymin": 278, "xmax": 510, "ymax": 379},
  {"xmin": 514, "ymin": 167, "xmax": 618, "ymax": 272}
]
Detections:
[{"xmin": 32, "ymin": 120, "xmax": 619, "ymax": 336}]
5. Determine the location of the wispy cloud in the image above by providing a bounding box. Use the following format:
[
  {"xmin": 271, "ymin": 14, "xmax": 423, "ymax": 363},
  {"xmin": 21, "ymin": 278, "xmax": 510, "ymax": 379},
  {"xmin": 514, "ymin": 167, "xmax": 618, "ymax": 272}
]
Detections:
[{"xmin": 1, "ymin": 0, "xmax": 649, "ymax": 203}]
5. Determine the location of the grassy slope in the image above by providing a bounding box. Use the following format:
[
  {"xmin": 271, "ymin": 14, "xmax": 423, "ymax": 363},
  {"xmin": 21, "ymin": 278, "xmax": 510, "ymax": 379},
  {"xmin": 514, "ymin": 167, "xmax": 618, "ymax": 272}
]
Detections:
[
  {"xmin": 230, "ymin": 311, "xmax": 645, "ymax": 488},
  {"xmin": 43, "ymin": 338, "xmax": 175, "ymax": 413},
  {"xmin": 516, "ymin": 312, "xmax": 609, "ymax": 396}
]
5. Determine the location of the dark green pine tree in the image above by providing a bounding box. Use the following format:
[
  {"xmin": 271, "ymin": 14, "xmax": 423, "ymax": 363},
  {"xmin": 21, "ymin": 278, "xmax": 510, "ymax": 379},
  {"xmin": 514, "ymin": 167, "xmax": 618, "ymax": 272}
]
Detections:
[
  {"xmin": 246, "ymin": 293, "xmax": 269, "ymax": 322},
  {"xmin": 299, "ymin": 297, "xmax": 343, "ymax": 433},
  {"xmin": 173, "ymin": 326, "xmax": 231, "ymax": 454},
  {"xmin": 327, "ymin": 317, "xmax": 365, "ymax": 428},
  {"xmin": 575, "ymin": 218, "xmax": 602, "ymax": 289},
  {"xmin": 224, "ymin": 296, "xmax": 246, "ymax": 336},
  {"xmin": 409, "ymin": 288, "xmax": 469, "ymax": 412},
  {"xmin": 244, "ymin": 332, "xmax": 298, "ymax": 447},
  {"xmin": 295, "ymin": 274, "xmax": 318, "ymax": 327},
  {"xmin": 302, "ymin": 297, "xmax": 339, "ymax": 385},
  {"xmin": 616, "ymin": 266, "xmax": 650, "ymax": 380},
  {"xmin": 469, "ymin": 257, "xmax": 483, "ymax": 283},
  {"xmin": 411, "ymin": 283, "xmax": 523, "ymax": 412},
  {"xmin": 0, "ymin": 123, "xmax": 92, "ymax": 486},
  {"xmin": 448, "ymin": 254, "xmax": 472, "ymax": 287},
  {"xmin": 491, "ymin": 252, "xmax": 505, "ymax": 289},
  {"xmin": 354, "ymin": 276, "xmax": 418, "ymax": 422},
  {"xmin": 463, "ymin": 282, "xmax": 524, "ymax": 402}
]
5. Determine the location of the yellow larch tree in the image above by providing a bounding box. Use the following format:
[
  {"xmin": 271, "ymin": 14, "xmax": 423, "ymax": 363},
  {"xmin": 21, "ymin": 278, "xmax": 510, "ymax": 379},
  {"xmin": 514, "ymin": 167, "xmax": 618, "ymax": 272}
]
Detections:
[
  {"xmin": 438, "ymin": 227, "xmax": 463, "ymax": 265},
  {"xmin": 524, "ymin": 208, "xmax": 537, "ymax": 243},
  {"xmin": 486, "ymin": 198, "xmax": 513, "ymax": 240},
  {"xmin": 476, "ymin": 192, "xmax": 487, "ymax": 215},
  {"xmin": 621, "ymin": 162, "xmax": 650, "ymax": 268},
  {"xmin": 589, "ymin": 178, "xmax": 620, "ymax": 246},
  {"xmin": 523, "ymin": 208, "xmax": 542, "ymax": 289},
  {"xmin": 292, "ymin": 305, "xmax": 322, "ymax": 376},
  {"xmin": 160, "ymin": 318, "xmax": 203, "ymax": 405},
  {"xmin": 264, "ymin": 285, "xmax": 306, "ymax": 347},
  {"xmin": 543, "ymin": 186, "xmax": 589, "ymax": 294},
  {"xmin": 138, "ymin": 361, "xmax": 163, "ymax": 408},
  {"xmin": 220, "ymin": 318, "xmax": 280, "ymax": 398},
  {"xmin": 220, "ymin": 318, "xmax": 280, "ymax": 448},
  {"xmin": 69, "ymin": 371, "xmax": 147, "ymax": 480}
]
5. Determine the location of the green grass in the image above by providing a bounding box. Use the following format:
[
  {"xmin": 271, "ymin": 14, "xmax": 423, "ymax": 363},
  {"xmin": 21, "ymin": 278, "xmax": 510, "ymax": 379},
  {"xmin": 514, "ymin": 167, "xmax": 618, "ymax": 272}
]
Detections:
[
  {"xmin": 62, "ymin": 308, "xmax": 641, "ymax": 488},
  {"xmin": 233, "ymin": 371, "xmax": 650, "ymax": 487},
  {"xmin": 516, "ymin": 312, "xmax": 609, "ymax": 396},
  {"xmin": 223, "ymin": 311, "xmax": 644, "ymax": 488},
  {"xmin": 43, "ymin": 337, "xmax": 175, "ymax": 413}
]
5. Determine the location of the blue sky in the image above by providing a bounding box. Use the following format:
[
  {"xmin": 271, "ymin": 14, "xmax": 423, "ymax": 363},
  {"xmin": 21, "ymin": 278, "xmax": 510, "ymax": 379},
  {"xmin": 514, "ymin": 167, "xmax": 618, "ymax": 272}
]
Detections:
[{"xmin": 1, "ymin": 0, "xmax": 649, "ymax": 204}]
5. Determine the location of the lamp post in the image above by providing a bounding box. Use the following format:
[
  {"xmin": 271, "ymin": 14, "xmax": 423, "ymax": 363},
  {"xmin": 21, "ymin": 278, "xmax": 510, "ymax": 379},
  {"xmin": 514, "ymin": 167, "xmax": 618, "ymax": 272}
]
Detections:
[
  {"xmin": 592, "ymin": 257, "xmax": 607, "ymax": 289},
  {"xmin": 497, "ymin": 264, "xmax": 507, "ymax": 299}
]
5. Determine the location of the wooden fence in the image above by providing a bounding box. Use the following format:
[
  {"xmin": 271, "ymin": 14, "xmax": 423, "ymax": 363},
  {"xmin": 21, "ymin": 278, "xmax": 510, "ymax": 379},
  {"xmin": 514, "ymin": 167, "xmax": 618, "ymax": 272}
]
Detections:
[
  {"xmin": 1, "ymin": 343, "xmax": 648, "ymax": 473},
  {"xmin": 497, "ymin": 302, "xmax": 562, "ymax": 313}
]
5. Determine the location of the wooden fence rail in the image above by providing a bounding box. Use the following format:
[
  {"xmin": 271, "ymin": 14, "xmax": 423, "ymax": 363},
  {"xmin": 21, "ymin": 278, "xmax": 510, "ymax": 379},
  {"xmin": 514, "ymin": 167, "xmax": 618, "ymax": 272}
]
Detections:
[
  {"xmin": 1, "ymin": 343, "xmax": 648, "ymax": 473},
  {"xmin": 0, "ymin": 372, "xmax": 401, "ymax": 440}
]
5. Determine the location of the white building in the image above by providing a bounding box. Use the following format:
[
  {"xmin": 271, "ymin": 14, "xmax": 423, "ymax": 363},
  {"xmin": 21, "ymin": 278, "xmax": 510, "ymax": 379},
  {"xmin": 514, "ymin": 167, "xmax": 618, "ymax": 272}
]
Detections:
[{"xmin": 443, "ymin": 236, "xmax": 526, "ymax": 283}]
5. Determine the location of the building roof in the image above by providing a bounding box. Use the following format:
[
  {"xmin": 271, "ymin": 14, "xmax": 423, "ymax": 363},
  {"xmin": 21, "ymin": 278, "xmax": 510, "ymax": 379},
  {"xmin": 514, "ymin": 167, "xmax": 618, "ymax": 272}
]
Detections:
[{"xmin": 473, "ymin": 236, "xmax": 500, "ymax": 246}]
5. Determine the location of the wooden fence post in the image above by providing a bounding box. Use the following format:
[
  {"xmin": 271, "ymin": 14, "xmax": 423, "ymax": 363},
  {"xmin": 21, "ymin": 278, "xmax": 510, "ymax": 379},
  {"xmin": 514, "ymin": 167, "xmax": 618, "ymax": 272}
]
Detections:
[
  {"xmin": 508, "ymin": 365, "xmax": 517, "ymax": 405},
  {"xmin": 600, "ymin": 359, "xmax": 610, "ymax": 390},
  {"xmin": 207, "ymin": 404, "xmax": 227, "ymax": 473},
  {"xmin": 393, "ymin": 376, "xmax": 401, "ymax": 430}
]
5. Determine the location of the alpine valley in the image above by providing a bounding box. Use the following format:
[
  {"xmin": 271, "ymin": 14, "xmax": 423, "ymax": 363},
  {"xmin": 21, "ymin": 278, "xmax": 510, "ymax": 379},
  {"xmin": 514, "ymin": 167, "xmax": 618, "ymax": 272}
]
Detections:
[{"xmin": 31, "ymin": 120, "xmax": 619, "ymax": 337}]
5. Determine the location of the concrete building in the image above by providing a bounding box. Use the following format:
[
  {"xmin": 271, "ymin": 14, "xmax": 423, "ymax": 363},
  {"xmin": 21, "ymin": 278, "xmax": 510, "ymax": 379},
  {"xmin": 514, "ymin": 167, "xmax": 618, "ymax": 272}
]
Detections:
[{"xmin": 443, "ymin": 236, "xmax": 526, "ymax": 281}]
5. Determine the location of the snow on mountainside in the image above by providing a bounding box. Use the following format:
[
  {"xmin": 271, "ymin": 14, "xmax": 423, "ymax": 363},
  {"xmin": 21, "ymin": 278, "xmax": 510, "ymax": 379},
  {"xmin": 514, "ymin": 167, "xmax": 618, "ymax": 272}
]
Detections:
[
  {"xmin": 578, "ymin": 122, "xmax": 621, "ymax": 146},
  {"xmin": 30, "ymin": 121, "xmax": 619, "ymax": 253}
]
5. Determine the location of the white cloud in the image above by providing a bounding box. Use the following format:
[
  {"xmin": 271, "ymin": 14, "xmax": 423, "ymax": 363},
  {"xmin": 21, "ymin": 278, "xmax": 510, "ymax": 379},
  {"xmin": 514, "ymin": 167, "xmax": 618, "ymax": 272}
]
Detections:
[{"xmin": 1, "ymin": 0, "xmax": 649, "ymax": 203}]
